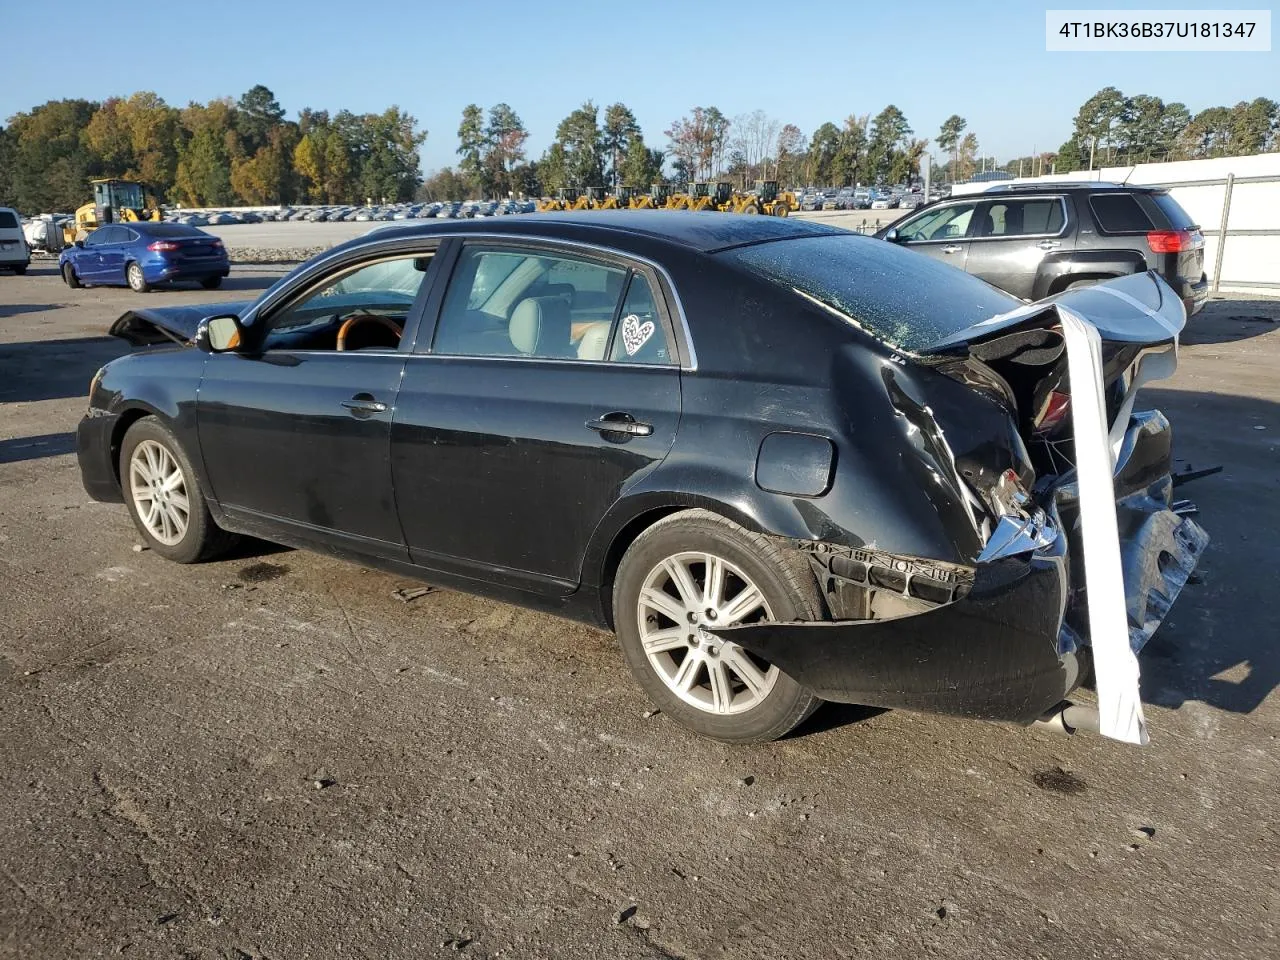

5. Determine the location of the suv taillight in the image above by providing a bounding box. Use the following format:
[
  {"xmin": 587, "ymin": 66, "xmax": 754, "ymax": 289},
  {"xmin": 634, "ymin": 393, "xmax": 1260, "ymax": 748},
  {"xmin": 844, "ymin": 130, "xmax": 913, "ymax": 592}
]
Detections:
[
  {"xmin": 148, "ymin": 240, "xmax": 180, "ymax": 252},
  {"xmin": 1146, "ymin": 229, "xmax": 1202, "ymax": 254}
]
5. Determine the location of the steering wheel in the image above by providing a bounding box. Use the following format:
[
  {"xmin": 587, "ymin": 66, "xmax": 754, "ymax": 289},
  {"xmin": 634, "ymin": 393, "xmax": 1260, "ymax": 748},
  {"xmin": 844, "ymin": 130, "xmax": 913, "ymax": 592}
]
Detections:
[{"xmin": 336, "ymin": 314, "xmax": 404, "ymax": 352}]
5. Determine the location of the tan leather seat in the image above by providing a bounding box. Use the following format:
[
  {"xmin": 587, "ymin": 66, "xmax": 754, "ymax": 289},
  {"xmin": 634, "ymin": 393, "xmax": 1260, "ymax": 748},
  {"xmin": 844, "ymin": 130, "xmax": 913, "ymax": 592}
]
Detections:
[
  {"xmin": 576, "ymin": 322, "xmax": 612, "ymax": 360},
  {"xmin": 509, "ymin": 296, "xmax": 573, "ymax": 357}
]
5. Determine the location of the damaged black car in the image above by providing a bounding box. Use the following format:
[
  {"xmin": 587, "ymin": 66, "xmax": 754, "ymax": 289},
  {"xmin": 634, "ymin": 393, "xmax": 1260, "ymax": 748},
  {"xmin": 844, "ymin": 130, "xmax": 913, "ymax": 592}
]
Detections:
[{"xmin": 77, "ymin": 212, "xmax": 1207, "ymax": 744}]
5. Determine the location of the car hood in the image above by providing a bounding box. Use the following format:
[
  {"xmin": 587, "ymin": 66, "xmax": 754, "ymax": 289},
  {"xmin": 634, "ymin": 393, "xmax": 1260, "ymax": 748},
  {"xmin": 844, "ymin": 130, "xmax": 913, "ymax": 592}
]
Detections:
[{"xmin": 107, "ymin": 300, "xmax": 253, "ymax": 346}]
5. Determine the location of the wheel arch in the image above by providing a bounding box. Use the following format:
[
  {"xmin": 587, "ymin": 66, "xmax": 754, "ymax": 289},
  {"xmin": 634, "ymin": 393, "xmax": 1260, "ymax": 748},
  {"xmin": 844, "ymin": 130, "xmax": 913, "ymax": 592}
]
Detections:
[{"xmin": 584, "ymin": 492, "xmax": 776, "ymax": 630}]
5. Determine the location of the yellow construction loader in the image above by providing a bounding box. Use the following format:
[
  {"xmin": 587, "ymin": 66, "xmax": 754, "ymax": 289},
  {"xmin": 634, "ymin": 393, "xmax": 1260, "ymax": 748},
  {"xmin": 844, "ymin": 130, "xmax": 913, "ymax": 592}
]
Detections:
[
  {"xmin": 629, "ymin": 184, "xmax": 670, "ymax": 209},
  {"xmin": 65, "ymin": 179, "xmax": 162, "ymax": 242}
]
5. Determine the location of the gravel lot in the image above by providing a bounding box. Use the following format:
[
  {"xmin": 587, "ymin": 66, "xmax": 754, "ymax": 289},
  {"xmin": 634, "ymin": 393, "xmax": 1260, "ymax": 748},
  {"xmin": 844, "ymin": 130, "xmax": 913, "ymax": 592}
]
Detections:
[{"xmin": 1, "ymin": 265, "xmax": 1277, "ymax": 959}]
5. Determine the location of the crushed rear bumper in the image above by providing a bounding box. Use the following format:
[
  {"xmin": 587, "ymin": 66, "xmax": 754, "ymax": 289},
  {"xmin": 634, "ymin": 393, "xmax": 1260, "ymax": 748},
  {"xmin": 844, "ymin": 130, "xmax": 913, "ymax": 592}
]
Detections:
[{"xmin": 712, "ymin": 413, "xmax": 1208, "ymax": 728}]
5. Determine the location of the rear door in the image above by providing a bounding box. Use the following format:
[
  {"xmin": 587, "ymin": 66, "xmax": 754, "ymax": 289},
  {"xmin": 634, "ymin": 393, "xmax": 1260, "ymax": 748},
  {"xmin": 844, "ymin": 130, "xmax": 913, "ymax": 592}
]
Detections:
[
  {"xmin": 888, "ymin": 199, "xmax": 979, "ymax": 271},
  {"xmin": 391, "ymin": 240, "xmax": 684, "ymax": 593},
  {"xmin": 965, "ymin": 195, "xmax": 1072, "ymax": 299}
]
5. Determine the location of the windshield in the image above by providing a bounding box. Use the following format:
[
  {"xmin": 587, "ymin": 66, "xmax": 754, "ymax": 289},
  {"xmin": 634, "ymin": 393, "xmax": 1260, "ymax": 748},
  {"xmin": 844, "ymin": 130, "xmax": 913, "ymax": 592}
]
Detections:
[{"xmin": 722, "ymin": 234, "xmax": 1019, "ymax": 354}]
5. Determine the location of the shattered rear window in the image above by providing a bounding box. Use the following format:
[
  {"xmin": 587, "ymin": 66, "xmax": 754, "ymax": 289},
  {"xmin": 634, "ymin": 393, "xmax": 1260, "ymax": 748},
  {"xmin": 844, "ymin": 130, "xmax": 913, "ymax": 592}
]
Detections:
[{"xmin": 722, "ymin": 234, "xmax": 1019, "ymax": 353}]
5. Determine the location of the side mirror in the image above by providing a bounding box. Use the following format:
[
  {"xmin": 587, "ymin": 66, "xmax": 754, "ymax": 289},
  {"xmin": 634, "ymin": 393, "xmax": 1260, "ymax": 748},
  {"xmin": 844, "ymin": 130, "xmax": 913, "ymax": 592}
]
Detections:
[
  {"xmin": 883, "ymin": 228, "xmax": 900, "ymax": 243},
  {"xmin": 195, "ymin": 315, "xmax": 244, "ymax": 353},
  {"xmin": 74, "ymin": 240, "xmax": 85, "ymax": 248}
]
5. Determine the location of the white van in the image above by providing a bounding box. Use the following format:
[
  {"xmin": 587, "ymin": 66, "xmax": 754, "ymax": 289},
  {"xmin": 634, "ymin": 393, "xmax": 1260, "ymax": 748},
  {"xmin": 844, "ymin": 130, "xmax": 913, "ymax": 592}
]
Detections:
[{"xmin": 0, "ymin": 207, "xmax": 31, "ymax": 274}]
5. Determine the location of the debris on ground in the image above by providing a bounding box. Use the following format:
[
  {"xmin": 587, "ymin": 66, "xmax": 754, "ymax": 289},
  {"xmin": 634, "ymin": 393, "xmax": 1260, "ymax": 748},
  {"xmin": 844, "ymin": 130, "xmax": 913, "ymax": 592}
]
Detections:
[{"xmin": 393, "ymin": 586, "xmax": 434, "ymax": 602}]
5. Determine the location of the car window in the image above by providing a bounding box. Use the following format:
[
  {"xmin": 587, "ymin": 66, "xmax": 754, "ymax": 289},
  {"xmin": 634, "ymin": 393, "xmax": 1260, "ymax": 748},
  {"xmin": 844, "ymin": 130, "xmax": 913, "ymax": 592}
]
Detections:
[
  {"xmin": 122, "ymin": 228, "xmax": 139, "ymax": 243},
  {"xmin": 609, "ymin": 273, "xmax": 674, "ymax": 365},
  {"xmin": 1088, "ymin": 193, "xmax": 1155, "ymax": 234},
  {"xmin": 724, "ymin": 233, "xmax": 1019, "ymax": 354},
  {"xmin": 977, "ymin": 199, "xmax": 1065, "ymax": 237},
  {"xmin": 86, "ymin": 227, "xmax": 114, "ymax": 246},
  {"xmin": 262, "ymin": 253, "xmax": 433, "ymax": 350},
  {"xmin": 896, "ymin": 202, "xmax": 976, "ymax": 242},
  {"xmin": 0, "ymin": 211, "xmax": 18, "ymax": 229},
  {"xmin": 432, "ymin": 245, "xmax": 630, "ymax": 360},
  {"xmin": 1140, "ymin": 192, "xmax": 1197, "ymax": 230}
]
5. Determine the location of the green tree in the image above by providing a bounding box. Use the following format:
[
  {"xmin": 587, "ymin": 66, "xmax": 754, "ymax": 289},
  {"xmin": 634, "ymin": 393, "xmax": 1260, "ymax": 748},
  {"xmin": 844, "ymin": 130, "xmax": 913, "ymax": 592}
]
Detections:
[
  {"xmin": 602, "ymin": 102, "xmax": 640, "ymax": 187},
  {"xmin": 321, "ymin": 129, "xmax": 352, "ymax": 202},
  {"xmin": 539, "ymin": 142, "xmax": 568, "ymax": 193},
  {"xmin": 806, "ymin": 122, "xmax": 841, "ymax": 184},
  {"xmin": 936, "ymin": 114, "xmax": 966, "ymax": 179},
  {"xmin": 6, "ymin": 99, "xmax": 100, "ymax": 212},
  {"xmin": 485, "ymin": 103, "xmax": 528, "ymax": 196},
  {"xmin": 865, "ymin": 105, "xmax": 912, "ymax": 182},
  {"xmin": 457, "ymin": 103, "xmax": 487, "ymax": 194},
  {"xmin": 235, "ymin": 84, "xmax": 285, "ymax": 155},
  {"xmin": 832, "ymin": 115, "xmax": 867, "ymax": 185},
  {"xmin": 1228, "ymin": 97, "xmax": 1278, "ymax": 154},
  {"xmin": 1073, "ymin": 86, "xmax": 1127, "ymax": 166},
  {"xmin": 555, "ymin": 101, "xmax": 604, "ymax": 186},
  {"xmin": 620, "ymin": 135, "xmax": 661, "ymax": 186}
]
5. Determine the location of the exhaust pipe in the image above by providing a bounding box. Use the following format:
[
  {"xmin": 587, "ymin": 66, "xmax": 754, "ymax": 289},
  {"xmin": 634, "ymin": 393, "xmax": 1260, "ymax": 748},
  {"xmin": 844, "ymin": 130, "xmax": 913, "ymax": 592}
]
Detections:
[{"xmin": 1035, "ymin": 700, "xmax": 1101, "ymax": 735}]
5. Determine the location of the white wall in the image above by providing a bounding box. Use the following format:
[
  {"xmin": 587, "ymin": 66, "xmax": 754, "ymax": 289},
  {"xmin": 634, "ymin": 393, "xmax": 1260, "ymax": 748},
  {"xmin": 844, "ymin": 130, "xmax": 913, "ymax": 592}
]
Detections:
[{"xmin": 951, "ymin": 152, "xmax": 1280, "ymax": 294}]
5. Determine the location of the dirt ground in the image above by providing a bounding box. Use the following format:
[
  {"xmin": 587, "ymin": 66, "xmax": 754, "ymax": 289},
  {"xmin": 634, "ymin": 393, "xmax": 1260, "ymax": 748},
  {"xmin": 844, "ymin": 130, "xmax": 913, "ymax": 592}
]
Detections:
[{"xmin": 1, "ymin": 263, "xmax": 1277, "ymax": 960}]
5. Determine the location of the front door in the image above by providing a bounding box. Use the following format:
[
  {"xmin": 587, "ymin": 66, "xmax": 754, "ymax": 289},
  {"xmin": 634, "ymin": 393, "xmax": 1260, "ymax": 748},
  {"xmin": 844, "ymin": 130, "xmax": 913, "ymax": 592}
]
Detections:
[
  {"xmin": 888, "ymin": 199, "xmax": 979, "ymax": 272},
  {"xmin": 79, "ymin": 226, "xmax": 118, "ymax": 282},
  {"xmin": 392, "ymin": 241, "xmax": 683, "ymax": 592},
  {"xmin": 197, "ymin": 250, "xmax": 439, "ymax": 558},
  {"xmin": 99, "ymin": 226, "xmax": 132, "ymax": 283},
  {"xmin": 964, "ymin": 196, "xmax": 1072, "ymax": 299}
]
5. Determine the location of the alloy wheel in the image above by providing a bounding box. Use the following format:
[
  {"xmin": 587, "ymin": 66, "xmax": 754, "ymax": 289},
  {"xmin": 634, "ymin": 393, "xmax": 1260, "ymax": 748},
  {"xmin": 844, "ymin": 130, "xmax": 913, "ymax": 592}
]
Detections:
[
  {"xmin": 636, "ymin": 551, "xmax": 779, "ymax": 715},
  {"xmin": 128, "ymin": 440, "xmax": 190, "ymax": 546}
]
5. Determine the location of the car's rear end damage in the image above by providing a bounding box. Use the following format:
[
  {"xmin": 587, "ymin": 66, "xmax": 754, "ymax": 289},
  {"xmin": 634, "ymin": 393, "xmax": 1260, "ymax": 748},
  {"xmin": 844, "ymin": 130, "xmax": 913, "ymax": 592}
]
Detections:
[{"xmin": 714, "ymin": 271, "xmax": 1208, "ymax": 744}]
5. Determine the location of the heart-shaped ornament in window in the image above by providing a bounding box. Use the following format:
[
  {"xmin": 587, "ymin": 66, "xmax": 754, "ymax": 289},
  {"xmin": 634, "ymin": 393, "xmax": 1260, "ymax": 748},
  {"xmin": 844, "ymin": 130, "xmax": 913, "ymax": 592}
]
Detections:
[{"xmin": 621, "ymin": 314, "xmax": 656, "ymax": 356}]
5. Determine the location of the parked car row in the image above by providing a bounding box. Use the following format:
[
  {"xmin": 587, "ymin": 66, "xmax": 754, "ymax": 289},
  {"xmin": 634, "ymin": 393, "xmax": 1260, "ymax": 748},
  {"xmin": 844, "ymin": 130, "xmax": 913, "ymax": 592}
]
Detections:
[
  {"xmin": 165, "ymin": 199, "xmax": 539, "ymax": 227},
  {"xmin": 791, "ymin": 184, "xmax": 948, "ymax": 212}
]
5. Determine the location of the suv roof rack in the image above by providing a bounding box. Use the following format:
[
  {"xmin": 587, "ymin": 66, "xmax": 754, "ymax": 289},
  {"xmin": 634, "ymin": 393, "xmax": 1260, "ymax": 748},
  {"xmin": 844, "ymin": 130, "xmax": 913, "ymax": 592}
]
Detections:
[{"xmin": 982, "ymin": 180, "xmax": 1141, "ymax": 193}]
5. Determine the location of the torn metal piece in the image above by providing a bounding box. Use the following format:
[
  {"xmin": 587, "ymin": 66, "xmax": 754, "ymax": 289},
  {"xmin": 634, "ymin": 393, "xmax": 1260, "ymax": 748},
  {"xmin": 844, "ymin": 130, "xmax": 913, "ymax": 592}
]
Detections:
[
  {"xmin": 1058, "ymin": 305, "xmax": 1148, "ymax": 745},
  {"xmin": 1116, "ymin": 497, "xmax": 1209, "ymax": 652},
  {"xmin": 1172, "ymin": 465, "xmax": 1223, "ymax": 487}
]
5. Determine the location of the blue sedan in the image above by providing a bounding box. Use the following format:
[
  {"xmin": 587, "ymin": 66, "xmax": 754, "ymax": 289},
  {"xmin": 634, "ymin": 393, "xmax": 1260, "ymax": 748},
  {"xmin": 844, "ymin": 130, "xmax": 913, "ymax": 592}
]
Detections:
[{"xmin": 59, "ymin": 222, "xmax": 230, "ymax": 293}]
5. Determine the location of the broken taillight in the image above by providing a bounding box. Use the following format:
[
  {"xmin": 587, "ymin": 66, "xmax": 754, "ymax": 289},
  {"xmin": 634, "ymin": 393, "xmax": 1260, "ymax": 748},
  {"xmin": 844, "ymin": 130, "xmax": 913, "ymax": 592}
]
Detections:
[{"xmin": 1033, "ymin": 390, "xmax": 1072, "ymax": 435}]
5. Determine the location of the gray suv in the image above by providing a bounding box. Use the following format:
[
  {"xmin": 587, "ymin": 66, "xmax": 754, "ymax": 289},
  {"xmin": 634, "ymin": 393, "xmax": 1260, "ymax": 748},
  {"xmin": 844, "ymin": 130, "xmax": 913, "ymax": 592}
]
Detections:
[{"xmin": 876, "ymin": 182, "xmax": 1208, "ymax": 314}]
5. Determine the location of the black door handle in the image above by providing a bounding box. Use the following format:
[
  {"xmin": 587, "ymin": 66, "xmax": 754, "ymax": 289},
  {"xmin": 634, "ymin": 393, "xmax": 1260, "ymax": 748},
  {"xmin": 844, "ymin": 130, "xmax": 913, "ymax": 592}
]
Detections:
[{"xmin": 586, "ymin": 413, "xmax": 653, "ymax": 437}]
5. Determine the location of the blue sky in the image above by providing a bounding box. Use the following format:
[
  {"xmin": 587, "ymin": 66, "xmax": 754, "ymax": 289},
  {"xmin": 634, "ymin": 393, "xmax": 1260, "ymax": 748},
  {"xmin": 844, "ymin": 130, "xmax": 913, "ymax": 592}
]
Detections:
[{"xmin": 4, "ymin": 0, "xmax": 1275, "ymax": 171}]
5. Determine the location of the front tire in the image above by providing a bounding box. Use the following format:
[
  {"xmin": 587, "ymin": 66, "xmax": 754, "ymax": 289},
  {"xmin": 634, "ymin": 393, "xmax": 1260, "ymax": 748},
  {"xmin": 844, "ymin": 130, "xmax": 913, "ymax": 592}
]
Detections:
[
  {"xmin": 62, "ymin": 263, "xmax": 81, "ymax": 288},
  {"xmin": 200, "ymin": 275, "xmax": 223, "ymax": 290},
  {"xmin": 613, "ymin": 509, "xmax": 822, "ymax": 743},
  {"xmin": 120, "ymin": 418, "xmax": 237, "ymax": 563},
  {"xmin": 126, "ymin": 262, "xmax": 150, "ymax": 293},
  {"xmin": 12, "ymin": 264, "xmax": 26, "ymax": 275}
]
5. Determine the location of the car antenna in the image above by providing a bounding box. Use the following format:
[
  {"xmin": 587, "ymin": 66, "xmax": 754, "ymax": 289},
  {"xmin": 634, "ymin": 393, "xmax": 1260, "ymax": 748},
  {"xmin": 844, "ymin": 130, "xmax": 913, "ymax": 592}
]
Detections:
[{"xmin": 1120, "ymin": 165, "xmax": 1136, "ymax": 185}]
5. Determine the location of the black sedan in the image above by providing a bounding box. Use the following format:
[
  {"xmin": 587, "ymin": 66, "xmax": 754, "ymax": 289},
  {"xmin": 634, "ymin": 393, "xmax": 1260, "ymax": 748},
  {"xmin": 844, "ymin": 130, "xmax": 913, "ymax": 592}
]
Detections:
[{"xmin": 78, "ymin": 212, "xmax": 1206, "ymax": 744}]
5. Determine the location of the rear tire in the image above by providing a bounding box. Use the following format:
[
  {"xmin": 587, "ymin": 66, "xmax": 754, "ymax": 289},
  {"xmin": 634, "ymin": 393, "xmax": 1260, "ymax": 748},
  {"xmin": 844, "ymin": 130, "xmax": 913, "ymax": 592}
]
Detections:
[
  {"xmin": 62, "ymin": 263, "xmax": 81, "ymax": 288},
  {"xmin": 613, "ymin": 509, "xmax": 822, "ymax": 743},
  {"xmin": 200, "ymin": 275, "xmax": 223, "ymax": 290},
  {"xmin": 741, "ymin": 203, "xmax": 759, "ymax": 215},
  {"xmin": 120, "ymin": 417, "xmax": 238, "ymax": 563},
  {"xmin": 126, "ymin": 262, "xmax": 150, "ymax": 293},
  {"xmin": 773, "ymin": 204, "xmax": 790, "ymax": 217},
  {"xmin": 13, "ymin": 264, "xmax": 26, "ymax": 275}
]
